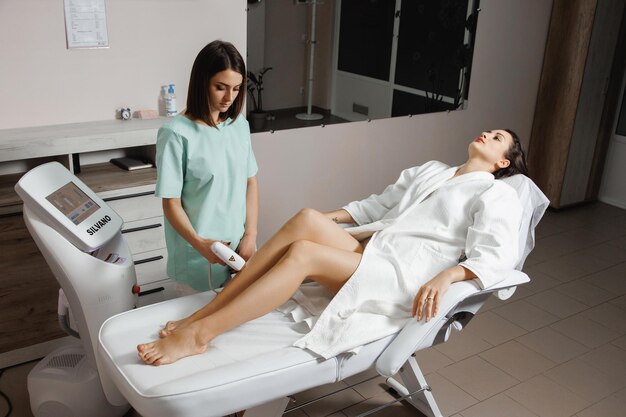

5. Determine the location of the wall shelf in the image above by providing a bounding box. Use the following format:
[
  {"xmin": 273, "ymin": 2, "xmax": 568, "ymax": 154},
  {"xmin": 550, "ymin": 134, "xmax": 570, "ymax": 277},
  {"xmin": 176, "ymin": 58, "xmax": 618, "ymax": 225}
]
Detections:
[
  {"xmin": 0, "ymin": 118, "xmax": 166, "ymax": 163},
  {"xmin": 0, "ymin": 117, "xmax": 167, "ymax": 215},
  {"xmin": 77, "ymin": 162, "xmax": 157, "ymax": 195}
]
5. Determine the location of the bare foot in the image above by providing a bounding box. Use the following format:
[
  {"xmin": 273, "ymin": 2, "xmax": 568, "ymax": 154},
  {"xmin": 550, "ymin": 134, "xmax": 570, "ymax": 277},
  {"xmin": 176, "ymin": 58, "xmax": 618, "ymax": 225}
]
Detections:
[
  {"xmin": 159, "ymin": 302, "xmax": 221, "ymax": 338},
  {"xmin": 159, "ymin": 317, "xmax": 194, "ymax": 338},
  {"xmin": 137, "ymin": 324, "xmax": 208, "ymax": 366}
]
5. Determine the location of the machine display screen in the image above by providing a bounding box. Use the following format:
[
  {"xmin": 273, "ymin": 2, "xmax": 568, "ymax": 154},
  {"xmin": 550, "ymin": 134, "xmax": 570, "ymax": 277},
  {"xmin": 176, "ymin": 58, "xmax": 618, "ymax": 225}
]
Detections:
[{"xmin": 46, "ymin": 182, "xmax": 100, "ymax": 225}]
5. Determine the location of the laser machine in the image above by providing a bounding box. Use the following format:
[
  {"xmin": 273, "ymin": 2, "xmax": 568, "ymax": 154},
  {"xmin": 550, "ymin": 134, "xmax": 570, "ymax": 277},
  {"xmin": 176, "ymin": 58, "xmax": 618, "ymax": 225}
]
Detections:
[{"xmin": 15, "ymin": 162, "xmax": 136, "ymax": 417}]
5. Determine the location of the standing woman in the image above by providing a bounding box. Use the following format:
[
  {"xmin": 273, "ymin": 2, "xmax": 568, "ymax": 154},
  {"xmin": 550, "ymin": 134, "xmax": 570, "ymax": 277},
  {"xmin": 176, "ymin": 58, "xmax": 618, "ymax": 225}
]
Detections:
[{"xmin": 156, "ymin": 40, "xmax": 259, "ymax": 293}]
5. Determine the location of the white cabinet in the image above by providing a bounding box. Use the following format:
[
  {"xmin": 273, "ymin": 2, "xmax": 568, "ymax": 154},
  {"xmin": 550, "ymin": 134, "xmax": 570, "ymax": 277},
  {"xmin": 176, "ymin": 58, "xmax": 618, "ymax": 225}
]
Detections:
[
  {"xmin": 134, "ymin": 248, "xmax": 168, "ymax": 286},
  {"xmin": 106, "ymin": 193, "xmax": 163, "ymax": 222},
  {"xmin": 122, "ymin": 217, "xmax": 166, "ymax": 254},
  {"xmin": 104, "ymin": 192, "xmax": 176, "ymax": 307}
]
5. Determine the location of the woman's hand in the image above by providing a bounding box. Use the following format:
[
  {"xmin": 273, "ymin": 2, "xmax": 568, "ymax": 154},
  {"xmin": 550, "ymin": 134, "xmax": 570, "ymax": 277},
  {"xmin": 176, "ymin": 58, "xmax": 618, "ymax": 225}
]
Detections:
[
  {"xmin": 236, "ymin": 232, "xmax": 257, "ymax": 261},
  {"xmin": 195, "ymin": 239, "xmax": 228, "ymax": 266},
  {"xmin": 162, "ymin": 199, "xmax": 228, "ymax": 266},
  {"xmin": 412, "ymin": 271, "xmax": 454, "ymax": 322},
  {"xmin": 412, "ymin": 266, "xmax": 477, "ymax": 322}
]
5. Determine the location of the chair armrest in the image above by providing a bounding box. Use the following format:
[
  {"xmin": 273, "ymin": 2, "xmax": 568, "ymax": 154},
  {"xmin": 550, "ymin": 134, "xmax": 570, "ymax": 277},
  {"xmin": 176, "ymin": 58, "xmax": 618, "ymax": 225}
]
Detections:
[{"xmin": 375, "ymin": 270, "xmax": 530, "ymax": 377}]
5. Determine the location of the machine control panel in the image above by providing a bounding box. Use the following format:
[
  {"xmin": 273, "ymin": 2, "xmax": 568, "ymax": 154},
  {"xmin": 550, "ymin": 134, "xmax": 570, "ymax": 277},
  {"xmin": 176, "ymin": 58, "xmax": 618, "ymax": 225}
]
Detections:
[{"xmin": 15, "ymin": 162, "xmax": 123, "ymax": 252}]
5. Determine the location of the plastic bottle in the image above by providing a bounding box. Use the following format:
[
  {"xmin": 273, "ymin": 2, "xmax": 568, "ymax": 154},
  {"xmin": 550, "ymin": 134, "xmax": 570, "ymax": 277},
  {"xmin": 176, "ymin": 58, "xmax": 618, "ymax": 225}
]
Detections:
[
  {"xmin": 165, "ymin": 84, "xmax": 177, "ymax": 117},
  {"xmin": 159, "ymin": 85, "xmax": 168, "ymax": 116}
]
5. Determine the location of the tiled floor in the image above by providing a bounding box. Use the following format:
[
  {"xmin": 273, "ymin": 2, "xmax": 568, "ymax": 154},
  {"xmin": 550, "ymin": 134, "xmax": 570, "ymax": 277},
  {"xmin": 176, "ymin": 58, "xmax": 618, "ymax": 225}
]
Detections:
[{"xmin": 1, "ymin": 202, "xmax": 625, "ymax": 417}]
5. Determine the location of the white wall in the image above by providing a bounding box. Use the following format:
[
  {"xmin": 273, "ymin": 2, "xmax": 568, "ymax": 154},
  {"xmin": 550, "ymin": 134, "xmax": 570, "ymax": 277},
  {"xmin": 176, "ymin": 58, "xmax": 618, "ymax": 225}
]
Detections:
[
  {"xmin": 0, "ymin": 0, "xmax": 247, "ymax": 129},
  {"xmin": 246, "ymin": 0, "xmax": 266, "ymax": 114},
  {"xmin": 0, "ymin": 0, "xmax": 554, "ymax": 245},
  {"xmin": 309, "ymin": 0, "xmax": 334, "ymax": 110},
  {"xmin": 262, "ymin": 0, "xmax": 308, "ymax": 111},
  {"xmin": 251, "ymin": 0, "xmax": 336, "ymax": 112},
  {"xmin": 246, "ymin": 1, "xmax": 265, "ymax": 73}
]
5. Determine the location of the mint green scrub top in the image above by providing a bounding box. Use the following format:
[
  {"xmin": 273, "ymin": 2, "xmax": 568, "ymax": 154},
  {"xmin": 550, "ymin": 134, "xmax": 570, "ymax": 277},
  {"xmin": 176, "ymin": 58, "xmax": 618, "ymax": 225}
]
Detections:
[{"xmin": 155, "ymin": 115, "xmax": 258, "ymax": 290}]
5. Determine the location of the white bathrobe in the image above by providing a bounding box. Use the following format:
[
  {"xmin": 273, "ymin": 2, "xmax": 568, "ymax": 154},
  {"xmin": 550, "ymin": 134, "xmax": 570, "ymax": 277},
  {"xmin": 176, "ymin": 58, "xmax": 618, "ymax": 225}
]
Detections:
[{"xmin": 283, "ymin": 161, "xmax": 523, "ymax": 359}]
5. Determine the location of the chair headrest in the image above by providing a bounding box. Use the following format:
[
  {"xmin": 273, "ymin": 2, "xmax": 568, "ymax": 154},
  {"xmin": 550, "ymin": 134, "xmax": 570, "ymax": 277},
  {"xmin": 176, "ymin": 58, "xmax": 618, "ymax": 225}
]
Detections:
[{"xmin": 500, "ymin": 175, "xmax": 550, "ymax": 270}]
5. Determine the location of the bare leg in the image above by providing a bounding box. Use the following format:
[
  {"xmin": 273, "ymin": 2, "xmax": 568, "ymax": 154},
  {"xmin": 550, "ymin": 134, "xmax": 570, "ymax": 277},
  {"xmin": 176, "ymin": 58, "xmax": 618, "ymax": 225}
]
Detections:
[
  {"xmin": 139, "ymin": 240, "xmax": 361, "ymax": 365},
  {"xmin": 160, "ymin": 208, "xmax": 361, "ymax": 337}
]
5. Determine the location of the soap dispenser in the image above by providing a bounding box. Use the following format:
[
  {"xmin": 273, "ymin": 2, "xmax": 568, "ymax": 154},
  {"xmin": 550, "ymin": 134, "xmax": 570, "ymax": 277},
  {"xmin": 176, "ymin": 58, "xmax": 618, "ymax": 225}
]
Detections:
[{"xmin": 165, "ymin": 84, "xmax": 177, "ymax": 117}]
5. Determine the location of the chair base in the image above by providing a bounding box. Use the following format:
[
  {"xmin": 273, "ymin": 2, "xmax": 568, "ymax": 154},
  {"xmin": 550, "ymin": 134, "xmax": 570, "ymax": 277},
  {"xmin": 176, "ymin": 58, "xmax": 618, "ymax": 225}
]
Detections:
[
  {"xmin": 242, "ymin": 355, "xmax": 441, "ymax": 417},
  {"xmin": 385, "ymin": 355, "xmax": 443, "ymax": 417}
]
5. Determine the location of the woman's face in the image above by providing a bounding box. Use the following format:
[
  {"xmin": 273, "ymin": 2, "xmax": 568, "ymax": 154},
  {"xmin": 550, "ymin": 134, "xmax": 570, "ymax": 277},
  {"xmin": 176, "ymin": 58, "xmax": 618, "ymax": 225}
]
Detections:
[
  {"xmin": 469, "ymin": 129, "xmax": 513, "ymax": 170},
  {"xmin": 208, "ymin": 69, "xmax": 243, "ymax": 114}
]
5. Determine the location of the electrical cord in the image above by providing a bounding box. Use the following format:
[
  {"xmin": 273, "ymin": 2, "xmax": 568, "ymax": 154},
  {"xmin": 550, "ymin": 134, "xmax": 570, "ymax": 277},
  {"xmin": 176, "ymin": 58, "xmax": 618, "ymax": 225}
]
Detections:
[{"xmin": 0, "ymin": 368, "xmax": 13, "ymax": 417}]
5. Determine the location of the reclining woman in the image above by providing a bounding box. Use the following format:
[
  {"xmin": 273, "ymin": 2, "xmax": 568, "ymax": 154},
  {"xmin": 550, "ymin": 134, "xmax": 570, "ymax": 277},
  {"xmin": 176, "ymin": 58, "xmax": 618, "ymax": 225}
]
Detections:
[{"xmin": 138, "ymin": 129, "xmax": 528, "ymax": 365}]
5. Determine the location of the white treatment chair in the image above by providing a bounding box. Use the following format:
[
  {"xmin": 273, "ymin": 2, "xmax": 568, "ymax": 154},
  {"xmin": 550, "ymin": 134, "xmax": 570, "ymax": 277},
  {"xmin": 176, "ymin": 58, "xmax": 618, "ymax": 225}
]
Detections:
[{"xmin": 98, "ymin": 175, "xmax": 548, "ymax": 417}]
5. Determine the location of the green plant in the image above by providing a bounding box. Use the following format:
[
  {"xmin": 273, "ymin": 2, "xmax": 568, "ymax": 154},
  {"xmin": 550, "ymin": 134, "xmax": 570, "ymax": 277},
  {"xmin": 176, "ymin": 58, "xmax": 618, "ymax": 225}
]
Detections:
[{"xmin": 247, "ymin": 67, "xmax": 273, "ymax": 112}]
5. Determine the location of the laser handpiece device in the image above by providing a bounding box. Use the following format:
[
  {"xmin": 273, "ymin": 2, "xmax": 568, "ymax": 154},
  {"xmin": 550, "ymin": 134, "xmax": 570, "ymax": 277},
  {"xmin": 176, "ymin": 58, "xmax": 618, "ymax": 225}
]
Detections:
[{"xmin": 211, "ymin": 241, "xmax": 246, "ymax": 271}]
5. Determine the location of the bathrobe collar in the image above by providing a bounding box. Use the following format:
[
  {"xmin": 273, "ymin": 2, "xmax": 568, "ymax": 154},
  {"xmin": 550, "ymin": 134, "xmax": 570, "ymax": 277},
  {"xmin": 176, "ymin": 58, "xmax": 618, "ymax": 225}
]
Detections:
[
  {"xmin": 445, "ymin": 167, "xmax": 495, "ymax": 186},
  {"xmin": 412, "ymin": 166, "xmax": 494, "ymax": 202}
]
